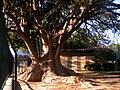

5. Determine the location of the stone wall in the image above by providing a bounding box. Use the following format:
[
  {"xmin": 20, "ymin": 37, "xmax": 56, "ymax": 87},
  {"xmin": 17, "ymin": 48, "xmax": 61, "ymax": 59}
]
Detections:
[{"xmin": 60, "ymin": 49, "xmax": 95, "ymax": 72}]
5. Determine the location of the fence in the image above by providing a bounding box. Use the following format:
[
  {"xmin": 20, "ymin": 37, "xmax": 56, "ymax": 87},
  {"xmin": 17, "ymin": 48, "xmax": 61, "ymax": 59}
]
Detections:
[
  {"xmin": 0, "ymin": 6, "xmax": 13, "ymax": 89},
  {"xmin": 17, "ymin": 57, "xmax": 30, "ymax": 74},
  {"xmin": 0, "ymin": 48, "xmax": 13, "ymax": 89},
  {"xmin": 0, "ymin": 33, "xmax": 13, "ymax": 89}
]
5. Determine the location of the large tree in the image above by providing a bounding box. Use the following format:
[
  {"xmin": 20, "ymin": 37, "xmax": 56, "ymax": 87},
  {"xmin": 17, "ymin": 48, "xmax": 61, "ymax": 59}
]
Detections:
[{"xmin": 3, "ymin": 0, "xmax": 120, "ymax": 82}]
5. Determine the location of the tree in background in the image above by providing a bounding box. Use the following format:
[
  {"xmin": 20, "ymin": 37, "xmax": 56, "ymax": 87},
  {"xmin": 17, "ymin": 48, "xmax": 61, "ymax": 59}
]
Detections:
[
  {"xmin": 63, "ymin": 28, "xmax": 97, "ymax": 49},
  {"xmin": 94, "ymin": 48, "xmax": 117, "ymax": 63},
  {"xmin": 3, "ymin": 0, "xmax": 120, "ymax": 82},
  {"xmin": 85, "ymin": 48, "xmax": 117, "ymax": 71},
  {"xmin": 110, "ymin": 43, "xmax": 120, "ymax": 58}
]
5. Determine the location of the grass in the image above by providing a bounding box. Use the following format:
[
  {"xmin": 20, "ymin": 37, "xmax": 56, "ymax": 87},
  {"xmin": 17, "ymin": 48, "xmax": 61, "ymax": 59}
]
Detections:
[
  {"xmin": 98, "ymin": 71, "xmax": 120, "ymax": 75},
  {"xmin": 78, "ymin": 70, "xmax": 120, "ymax": 75}
]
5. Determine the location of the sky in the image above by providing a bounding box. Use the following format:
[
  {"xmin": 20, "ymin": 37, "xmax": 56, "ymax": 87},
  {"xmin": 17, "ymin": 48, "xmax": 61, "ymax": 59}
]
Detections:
[
  {"xmin": 114, "ymin": 0, "xmax": 120, "ymax": 4},
  {"xmin": 107, "ymin": 0, "xmax": 120, "ymax": 44}
]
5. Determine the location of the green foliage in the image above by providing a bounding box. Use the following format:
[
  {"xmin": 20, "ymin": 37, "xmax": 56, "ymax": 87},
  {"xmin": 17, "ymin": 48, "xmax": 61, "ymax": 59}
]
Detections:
[
  {"xmin": 4, "ymin": 0, "xmax": 120, "ymax": 55},
  {"xmin": 63, "ymin": 29, "xmax": 98, "ymax": 49},
  {"xmin": 84, "ymin": 63, "xmax": 102, "ymax": 71},
  {"xmin": 84, "ymin": 63, "xmax": 115, "ymax": 71},
  {"xmin": 109, "ymin": 43, "xmax": 120, "ymax": 59},
  {"xmin": 110, "ymin": 43, "xmax": 120, "ymax": 53},
  {"xmin": 102, "ymin": 63, "xmax": 115, "ymax": 71},
  {"xmin": 85, "ymin": 48, "xmax": 117, "ymax": 71},
  {"xmin": 63, "ymin": 38, "xmax": 88, "ymax": 49},
  {"xmin": 116, "ymin": 59, "xmax": 120, "ymax": 70},
  {"xmin": 93, "ymin": 48, "xmax": 117, "ymax": 63},
  {"xmin": 8, "ymin": 32, "xmax": 26, "ymax": 51}
]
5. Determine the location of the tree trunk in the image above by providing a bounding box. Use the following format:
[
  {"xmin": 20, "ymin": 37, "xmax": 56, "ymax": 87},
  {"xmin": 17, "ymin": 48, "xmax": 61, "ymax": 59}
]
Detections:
[
  {"xmin": 18, "ymin": 31, "xmax": 81, "ymax": 83},
  {"xmin": 54, "ymin": 50, "xmax": 78, "ymax": 76},
  {"xmin": 41, "ymin": 49, "xmax": 82, "ymax": 84},
  {"xmin": 18, "ymin": 48, "xmax": 82, "ymax": 83}
]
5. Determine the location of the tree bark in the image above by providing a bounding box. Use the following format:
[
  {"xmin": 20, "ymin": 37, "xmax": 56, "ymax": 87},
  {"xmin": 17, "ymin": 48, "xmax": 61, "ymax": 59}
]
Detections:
[
  {"xmin": 18, "ymin": 28, "xmax": 81, "ymax": 83},
  {"xmin": 18, "ymin": 45, "xmax": 81, "ymax": 83}
]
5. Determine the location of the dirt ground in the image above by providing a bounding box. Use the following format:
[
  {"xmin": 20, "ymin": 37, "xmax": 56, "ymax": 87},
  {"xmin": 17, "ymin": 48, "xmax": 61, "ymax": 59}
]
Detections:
[{"xmin": 17, "ymin": 72, "xmax": 120, "ymax": 90}]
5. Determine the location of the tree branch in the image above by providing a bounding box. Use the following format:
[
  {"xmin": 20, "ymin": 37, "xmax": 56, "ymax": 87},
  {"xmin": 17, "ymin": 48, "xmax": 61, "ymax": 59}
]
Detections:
[{"xmin": 6, "ymin": 12, "xmax": 22, "ymax": 32}]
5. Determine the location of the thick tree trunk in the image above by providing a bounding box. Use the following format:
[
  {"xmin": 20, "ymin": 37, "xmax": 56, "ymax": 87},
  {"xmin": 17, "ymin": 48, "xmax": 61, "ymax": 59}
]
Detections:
[
  {"xmin": 18, "ymin": 61, "xmax": 42, "ymax": 81},
  {"xmin": 41, "ymin": 50, "xmax": 82, "ymax": 83},
  {"xmin": 54, "ymin": 51, "xmax": 78, "ymax": 76},
  {"xmin": 18, "ymin": 49, "xmax": 82, "ymax": 83},
  {"xmin": 18, "ymin": 31, "xmax": 82, "ymax": 83}
]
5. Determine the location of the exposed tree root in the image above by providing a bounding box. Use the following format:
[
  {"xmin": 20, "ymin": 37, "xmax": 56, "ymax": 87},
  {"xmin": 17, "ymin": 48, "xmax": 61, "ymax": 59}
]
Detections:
[
  {"xmin": 55, "ymin": 63, "xmax": 80, "ymax": 76},
  {"xmin": 18, "ymin": 63, "xmax": 44, "ymax": 82},
  {"xmin": 18, "ymin": 61, "xmax": 84, "ymax": 84},
  {"xmin": 42, "ymin": 68, "xmax": 84, "ymax": 84}
]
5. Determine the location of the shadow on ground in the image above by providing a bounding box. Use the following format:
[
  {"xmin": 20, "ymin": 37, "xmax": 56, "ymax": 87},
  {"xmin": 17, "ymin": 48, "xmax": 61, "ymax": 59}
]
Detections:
[
  {"xmin": 16, "ymin": 81, "xmax": 22, "ymax": 90},
  {"xmin": 16, "ymin": 72, "xmax": 120, "ymax": 90},
  {"xmin": 82, "ymin": 72, "xmax": 120, "ymax": 87},
  {"xmin": 16, "ymin": 80, "xmax": 34, "ymax": 90}
]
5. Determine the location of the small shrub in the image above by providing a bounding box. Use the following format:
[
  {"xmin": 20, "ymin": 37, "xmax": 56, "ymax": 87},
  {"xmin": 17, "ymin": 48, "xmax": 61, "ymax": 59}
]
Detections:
[
  {"xmin": 102, "ymin": 63, "xmax": 115, "ymax": 71},
  {"xmin": 84, "ymin": 63, "xmax": 115, "ymax": 71},
  {"xmin": 84, "ymin": 63, "xmax": 102, "ymax": 71},
  {"xmin": 94, "ymin": 48, "xmax": 117, "ymax": 63},
  {"xmin": 116, "ymin": 59, "xmax": 120, "ymax": 68}
]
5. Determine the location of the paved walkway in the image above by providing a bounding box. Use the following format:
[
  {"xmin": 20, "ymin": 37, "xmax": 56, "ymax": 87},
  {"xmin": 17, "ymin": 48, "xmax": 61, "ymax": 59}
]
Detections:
[{"xmin": 3, "ymin": 77, "xmax": 13, "ymax": 90}]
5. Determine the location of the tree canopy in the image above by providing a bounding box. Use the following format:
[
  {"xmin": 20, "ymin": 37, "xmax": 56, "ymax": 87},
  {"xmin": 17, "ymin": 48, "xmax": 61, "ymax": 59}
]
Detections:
[
  {"xmin": 94, "ymin": 48, "xmax": 117, "ymax": 63},
  {"xmin": 4, "ymin": 0, "xmax": 120, "ymax": 50}
]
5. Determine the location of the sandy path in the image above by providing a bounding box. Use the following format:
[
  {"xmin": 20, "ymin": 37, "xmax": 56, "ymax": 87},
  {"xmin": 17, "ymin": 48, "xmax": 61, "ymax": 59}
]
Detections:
[{"xmin": 17, "ymin": 73, "xmax": 120, "ymax": 90}]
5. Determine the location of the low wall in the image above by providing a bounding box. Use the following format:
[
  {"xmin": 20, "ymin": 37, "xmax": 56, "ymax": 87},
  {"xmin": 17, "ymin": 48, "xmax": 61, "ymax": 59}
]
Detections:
[{"xmin": 60, "ymin": 49, "xmax": 95, "ymax": 72}]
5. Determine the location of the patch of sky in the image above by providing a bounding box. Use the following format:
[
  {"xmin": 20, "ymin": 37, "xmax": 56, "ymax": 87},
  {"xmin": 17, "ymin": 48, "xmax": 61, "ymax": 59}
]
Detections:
[{"xmin": 106, "ymin": 0, "xmax": 120, "ymax": 45}]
